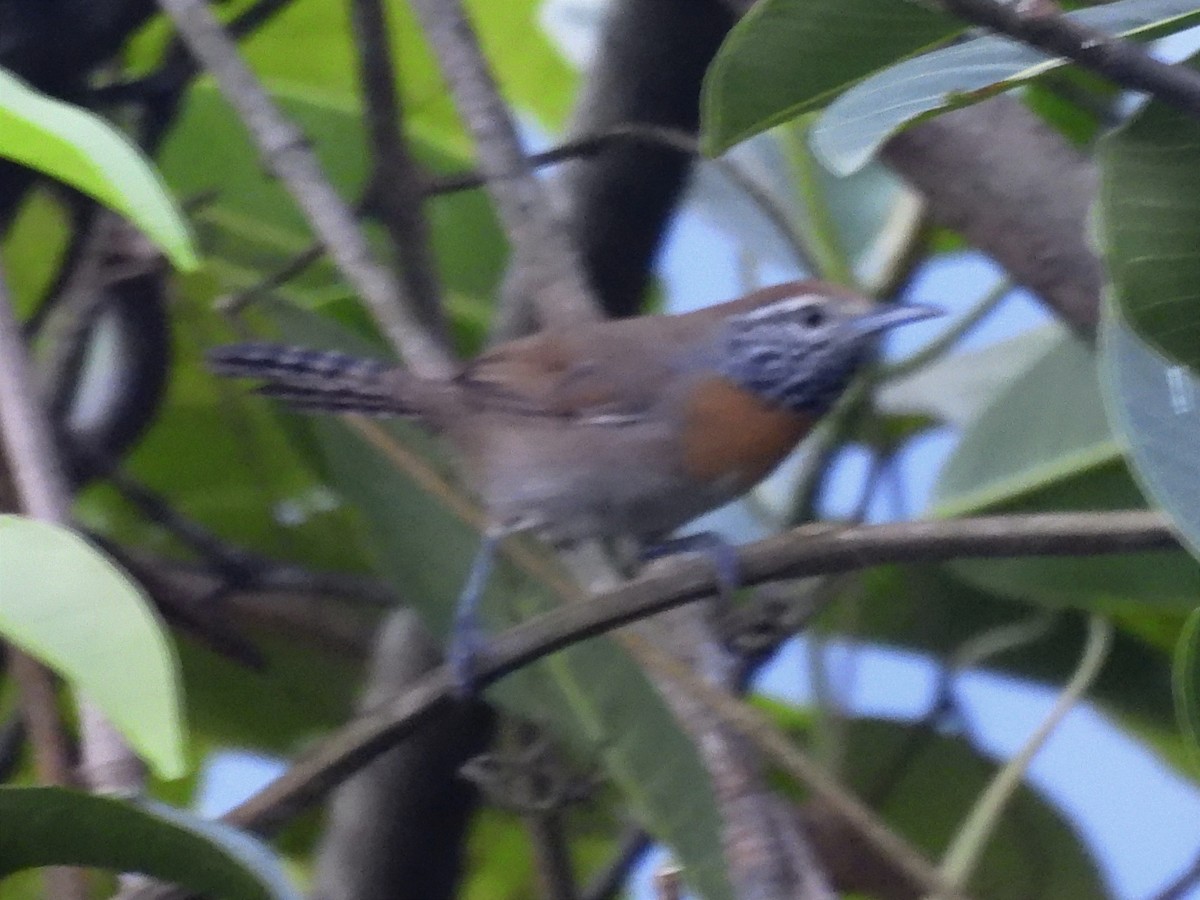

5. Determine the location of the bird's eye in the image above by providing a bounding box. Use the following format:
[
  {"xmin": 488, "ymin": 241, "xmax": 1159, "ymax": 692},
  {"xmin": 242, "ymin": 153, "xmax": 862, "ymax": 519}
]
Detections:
[{"xmin": 803, "ymin": 309, "xmax": 825, "ymax": 328}]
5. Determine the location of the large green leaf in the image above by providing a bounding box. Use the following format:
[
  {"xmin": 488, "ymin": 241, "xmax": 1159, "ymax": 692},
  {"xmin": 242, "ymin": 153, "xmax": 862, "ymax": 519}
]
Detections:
[
  {"xmin": 811, "ymin": 0, "xmax": 1200, "ymax": 175},
  {"xmin": 933, "ymin": 330, "xmax": 1118, "ymax": 517},
  {"xmin": 0, "ymin": 787, "xmax": 297, "ymax": 900},
  {"xmin": 1100, "ymin": 307, "xmax": 1200, "ymax": 563},
  {"xmin": 1098, "ymin": 57, "xmax": 1200, "ymax": 373},
  {"xmin": 0, "ymin": 517, "xmax": 187, "ymax": 779},
  {"xmin": 0, "ymin": 67, "xmax": 196, "ymax": 269},
  {"xmin": 1099, "ymin": 309, "xmax": 1200, "ymax": 772},
  {"xmin": 879, "ymin": 322, "xmax": 1064, "ymax": 428},
  {"xmin": 263, "ymin": 304, "xmax": 732, "ymax": 900},
  {"xmin": 701, "ymin": 0, "xmax": 961, "ymax": 155},
  {"xmin": 931, "ymin": 327, "xmax": 1200, "ymax": 609}
]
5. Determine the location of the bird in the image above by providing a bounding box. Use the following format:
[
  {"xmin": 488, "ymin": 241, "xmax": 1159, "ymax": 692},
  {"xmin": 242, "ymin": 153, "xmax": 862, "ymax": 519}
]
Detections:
[{"xmin": 208, "ymin": 281, "xmax": 939, "ymax": 688}]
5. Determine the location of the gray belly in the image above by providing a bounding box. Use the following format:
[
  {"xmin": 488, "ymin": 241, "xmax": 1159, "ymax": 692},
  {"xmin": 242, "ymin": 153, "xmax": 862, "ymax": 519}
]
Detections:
[{"xmin": 457, "ymin": 417, "xmax": 735, "ymax": 544}]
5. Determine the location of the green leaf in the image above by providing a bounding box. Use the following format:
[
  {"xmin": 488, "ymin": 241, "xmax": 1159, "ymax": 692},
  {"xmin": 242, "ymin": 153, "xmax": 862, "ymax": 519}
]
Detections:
[
  {"xmin": 1173, "ymin": 607, "xmax": 1200, "ymax": 770},
  {"xmin": 0, "ymin": 787, "xmax": 298, "ymax": 900},
  {"xmin": 812, "ymin": 0, "xmax": 1200, "ymax": 175},
  {"xmin": 931, "ymin": 328, "xmax": 1200, "ymax": 609},
  {"xmin": 1100, "ymin": 306, "xmax": 1200, "ymax": 562},
  {"xmin": 701, "ymin": 0, "xmax": 961, "ymax": 155},
  {"xmin": 1098, "ymin": 58, "xmax": 1200, "ymax": 373},
  {"xmin": 0, "ymin": 67, "xmax": 196, "ymax": 269},
  {"xmin": 932, "ymin": 330, "xmax": 1118, "ymax": 517},
  {"xmin": 879, "ymin": 325, "xmax": 1064, "ymax": 427},
  {"xmin": 0, "ymin": 517, "xmax": 187, "ymax": 779},
  {"xmin": 263, "ymin": 304, "xmax": 733, "ymax": 900}
]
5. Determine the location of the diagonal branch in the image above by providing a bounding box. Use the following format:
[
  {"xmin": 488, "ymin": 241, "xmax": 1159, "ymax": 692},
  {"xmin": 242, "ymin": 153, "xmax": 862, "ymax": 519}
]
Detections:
[
  {"xmin": 217, "ymin": 509, "xmax": 1174, "ymax": 892},
  {"xmin": 0, "ymin": 260, "xmax": 133, "ymax": 900},
  {"xmin": 937, "ymin": 0, "xmax": 1200, "ymax": 122},
  {"xmin": 406, "ymin": 0, "xmax": 599, "ymax": 329},
  {"xmin": 349, "ymin": 0, "xmax": 448, "ymax": 339},
  {"xmin": 156, "ymin": 0, "xmax": 455, "ymax": 378}
]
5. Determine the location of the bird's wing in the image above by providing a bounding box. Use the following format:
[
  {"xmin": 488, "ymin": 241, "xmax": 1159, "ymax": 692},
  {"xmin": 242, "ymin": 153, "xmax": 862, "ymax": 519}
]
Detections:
[{"xmin": 459, "ymin": 325, "xmax": 689, "ymax": 423}]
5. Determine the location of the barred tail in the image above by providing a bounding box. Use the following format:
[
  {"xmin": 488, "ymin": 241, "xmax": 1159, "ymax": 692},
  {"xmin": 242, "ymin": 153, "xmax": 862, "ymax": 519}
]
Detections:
[{"xmin": 207, "ymin": 342, "xmax": 411, "ymax": 417}]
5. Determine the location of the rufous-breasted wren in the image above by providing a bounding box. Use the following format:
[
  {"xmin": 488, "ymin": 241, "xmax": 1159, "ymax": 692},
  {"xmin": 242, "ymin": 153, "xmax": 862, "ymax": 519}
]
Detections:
[{"xmin": 209, "ymin": 281, "xmax": 938, "ymax": 686}]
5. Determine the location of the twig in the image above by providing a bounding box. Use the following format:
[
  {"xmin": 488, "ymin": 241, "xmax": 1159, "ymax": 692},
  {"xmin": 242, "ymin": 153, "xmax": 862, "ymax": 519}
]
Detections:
[
  {"xmin": 424, "ymin": 134, "xmax": 620, "ymax": 195},
  {"xmin": 527, "ymin": 813, "xmax": 580, "ymax": 900},
  {"xmin": 604, "ymin": 123, "xmax": 817, "ymax": 272},
  {"xmin": 623, "ymin": 636, "xmax": 967, "ymax": 900},
  {"xmin": 223, "ymin": 124, "xmax": 809, "ymax": 317},
  {"xmin": 406, "ymin": 0, "xmax": 598, "ymax": 328},
  {"xmin": 0, "ymin": 709, "xmax": 25, "ymax": 781},
  {"xmin": 6, "ymin": 655, "xmax": 89, "ymax": 900},
  {"xmin": 938, "ymin": 0, "xmax": 1200, "ymax": 122},
  {"xmin": 157, "ymin": 0, "xmax": 454, "ymax": 378},
  {"xmin": 929, "ymin": 615, "xmax": 1112, "ymax": 898},
  {"xmin": 428, "ymin": 122, "xmax": 816, "ymax": 270},
  {"xmin": 349, "ymin": 0, "xmax": 447, "ymax": 338},
  {"xmin": 217, "ymin": 240, "xmax": 327, "ymax": 316},
  {"xmin": 0, "ymin": 257, "xmax": 145, "ymax": 786},
  {"xmin": 134, "ymin": 0, "xmax": 300, "ymax": 155},
  {"xmin": 581, "ymin": 827, "xmax": 651, "ymax": 900},
  {"xmin": 867, "ymin": 614, "xmax": 1057, "ymax": 812}
]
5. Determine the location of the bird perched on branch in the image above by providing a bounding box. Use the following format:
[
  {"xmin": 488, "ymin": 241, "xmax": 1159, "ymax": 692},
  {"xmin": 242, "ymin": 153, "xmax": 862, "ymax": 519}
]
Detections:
[{"xmin": 209, "ymin": 281, "xmax": 938, "ymax": 688}]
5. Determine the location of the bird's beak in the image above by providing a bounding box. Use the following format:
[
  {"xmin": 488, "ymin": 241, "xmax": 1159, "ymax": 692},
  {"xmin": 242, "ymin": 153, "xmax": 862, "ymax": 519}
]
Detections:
[{"xmin": 853, "ymin": 303, "xmax": 943, "ymax": 334}]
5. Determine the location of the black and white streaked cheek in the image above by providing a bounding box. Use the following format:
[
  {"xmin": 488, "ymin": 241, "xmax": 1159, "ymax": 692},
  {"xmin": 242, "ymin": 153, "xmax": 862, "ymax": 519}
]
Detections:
[{"xmin": 721, "ymin": 325, "xmax": 869, "ymax": 414}]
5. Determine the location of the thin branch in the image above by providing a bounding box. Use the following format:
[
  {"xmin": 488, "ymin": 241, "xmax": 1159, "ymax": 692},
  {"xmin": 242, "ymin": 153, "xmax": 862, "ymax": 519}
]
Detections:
[
  {"xmin": 221, "ymin": 123, "xmax": 815, "ymax": 320},
  {"xmin": 133, "ymin": 0, "xmax": 300, "ymax": 155},
  {"xmin": 0, "ymin": 260, "xmax": 139, "ymax": 900},
  {"xmin": 5, "ymin": 654, "xmax": 71, "ymax": 787},
  {"xmin": 931, "ymin": 615, "xmax": 1112, "ymax": 897},
  {"xmin": 349, "ymin": 0, "xmax": 447, "ymax": 338},
  {"xmin": 157, "ymin": 0, "xmax": 455, "ymax": 378},
  {"xmin": 218, "ymin": 509, "xmax": 1172, "ymax": 896},
  {"xmin": 6, "ymin": 654, "xmax": 89, "ymax": 900},
  {"xmin": 526, "ymin": 813, "xmax": 580, "ymax": 900},
  {"xmin": 0, "ymin": 709, "xmax": 24, "ymax": 782},
  {"xmin": 425, "ymin": 133, "xmax": 619, "ymax": 195},
  {"xmin": 0, "ymin": 272, "xmax": 73, "ymax": 523},
  {"xmin": 406, "ymin": 0, "xmax": 599, "ymax": 328},
  {"xmin": 938, "ymin": 0, "xmax": 1200, "ymax": 122},
  {"xmin": 216, "ymin": 239, "xmax": 327, "ymax": 316},
  {"xmin": 630, "ymin": 637, "xmax": 962, "ymax": 898}
]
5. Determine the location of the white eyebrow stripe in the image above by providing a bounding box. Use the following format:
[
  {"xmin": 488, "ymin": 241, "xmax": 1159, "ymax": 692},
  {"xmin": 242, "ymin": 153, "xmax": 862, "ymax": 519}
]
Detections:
[{"xmin": 738, "ymin": 294, "xmax": 822, "ymax": 320}]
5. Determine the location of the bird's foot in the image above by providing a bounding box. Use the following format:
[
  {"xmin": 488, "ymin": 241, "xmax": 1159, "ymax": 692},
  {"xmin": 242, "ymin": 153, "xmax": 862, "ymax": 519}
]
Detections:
[
  {"xmin": 447, "ymin": 533, "xmax": 500, "ymax": 696},
  {"xmin": 448, "ymin": 610, "xmax": 492, "ymax": 697},
  {"xmin": 641, "ymin": 531, "xmax": 741, "ymax": 609}
]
